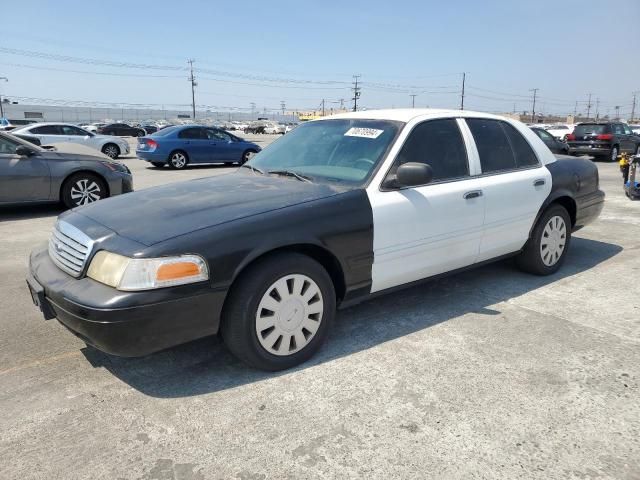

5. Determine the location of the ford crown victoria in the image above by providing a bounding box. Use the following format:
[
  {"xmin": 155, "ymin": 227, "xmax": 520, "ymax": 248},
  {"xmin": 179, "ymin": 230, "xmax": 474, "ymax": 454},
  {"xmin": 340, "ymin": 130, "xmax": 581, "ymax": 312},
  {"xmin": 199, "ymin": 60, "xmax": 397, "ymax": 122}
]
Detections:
[{"xmin": 27, "ymin": 109, "xmax": 604, "ymax": 370}]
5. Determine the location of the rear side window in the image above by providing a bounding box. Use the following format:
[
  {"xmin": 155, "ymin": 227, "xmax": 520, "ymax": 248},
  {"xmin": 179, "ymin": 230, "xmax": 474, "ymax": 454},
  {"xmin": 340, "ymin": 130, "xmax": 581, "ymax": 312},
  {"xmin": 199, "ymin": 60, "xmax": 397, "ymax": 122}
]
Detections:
[
  {"xmin": 502, "ymin": 123, "xmax": 539, "ymax": 167},
  {"xmin": 390, "ymin": 118, "xmax": 469, "ymax": 182},
  {"xmin": 32, "ymin": 125, "xmax": 61, "ymax": 135},
  {"xmin": 612, "ymin": 124, "xmax": 625, "ymax": 135},
  {"xmin": 466, "ymin": 119, "xmax": 516, "ymax": 173},
  {"xmin": 178, "ymin": 128, "xmax": 204, "ymax": 139}
]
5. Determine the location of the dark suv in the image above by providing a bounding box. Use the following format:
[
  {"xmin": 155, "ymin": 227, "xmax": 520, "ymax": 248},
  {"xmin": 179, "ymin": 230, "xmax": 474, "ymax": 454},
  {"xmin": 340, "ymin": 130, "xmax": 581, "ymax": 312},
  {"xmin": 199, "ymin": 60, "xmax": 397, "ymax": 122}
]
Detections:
[
  {"xmin": 567, "ymin": 122, "xmax": 640, "ymax": 161},
  {"xmin": 97, "ymin": 123, "xmax": 146, "ymax": 137}
]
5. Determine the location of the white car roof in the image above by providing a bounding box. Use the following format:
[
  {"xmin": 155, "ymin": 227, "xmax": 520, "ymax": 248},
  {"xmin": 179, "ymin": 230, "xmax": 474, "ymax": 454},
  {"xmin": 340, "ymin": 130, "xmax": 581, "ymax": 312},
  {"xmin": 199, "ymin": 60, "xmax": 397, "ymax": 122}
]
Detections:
[
  {"xmin": 15, "ymin": 122, "xmax": 86, "ymax": 129},
  {"xmin": 326, "ymin": 108, "xmax": 509, "ymax": 123}
]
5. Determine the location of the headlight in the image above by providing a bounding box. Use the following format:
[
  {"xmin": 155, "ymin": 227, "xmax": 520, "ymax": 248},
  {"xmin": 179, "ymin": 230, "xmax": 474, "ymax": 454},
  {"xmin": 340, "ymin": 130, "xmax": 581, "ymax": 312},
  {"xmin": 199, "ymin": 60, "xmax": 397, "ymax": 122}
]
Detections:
[{"xmin": 87, "ymin": 251, "xmax": 208, "ymax": 291}]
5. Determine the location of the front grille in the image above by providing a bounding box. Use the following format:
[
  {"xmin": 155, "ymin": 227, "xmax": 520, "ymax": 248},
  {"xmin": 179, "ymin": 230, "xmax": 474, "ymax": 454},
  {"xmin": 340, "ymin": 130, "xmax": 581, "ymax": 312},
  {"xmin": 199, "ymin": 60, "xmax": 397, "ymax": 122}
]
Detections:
[{"xmin": 48, "ymin": 220, "xmax": 93, "ymax": 277}]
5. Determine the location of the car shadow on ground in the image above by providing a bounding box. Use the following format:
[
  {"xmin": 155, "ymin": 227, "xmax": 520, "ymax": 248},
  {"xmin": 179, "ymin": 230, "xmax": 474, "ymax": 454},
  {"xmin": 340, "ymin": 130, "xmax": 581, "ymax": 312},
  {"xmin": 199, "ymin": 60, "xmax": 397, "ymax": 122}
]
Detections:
[
  {"xmin": 0, "ymin": 204, "xmax": 64, "ymax": 221},
  {"xmin": 144, "ymin": 164, "xmax": 238, "ymax": 171},
  {"xmin": 80, "ymin": 236, "xmax": 622, "ymax": 398}
]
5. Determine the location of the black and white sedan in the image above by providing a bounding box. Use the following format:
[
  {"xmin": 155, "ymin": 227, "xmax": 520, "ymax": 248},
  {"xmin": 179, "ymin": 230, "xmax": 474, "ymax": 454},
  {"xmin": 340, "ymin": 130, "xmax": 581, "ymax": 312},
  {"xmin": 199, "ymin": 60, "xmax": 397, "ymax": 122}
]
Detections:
[{"xmin": 27, "ymin": 109, "xmax": 604, "ymax": 370}]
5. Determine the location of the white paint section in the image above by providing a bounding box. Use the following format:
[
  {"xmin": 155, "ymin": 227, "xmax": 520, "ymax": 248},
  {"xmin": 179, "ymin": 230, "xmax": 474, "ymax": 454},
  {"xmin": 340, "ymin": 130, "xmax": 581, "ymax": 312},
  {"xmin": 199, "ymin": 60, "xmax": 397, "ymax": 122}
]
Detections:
[
  {"xmin": 369, "ymin": 179, "xmax": 485, "ymax": 292},
  {"xmin": 474, "ymin": 167, "xmax": 551, "ymax": 262}
]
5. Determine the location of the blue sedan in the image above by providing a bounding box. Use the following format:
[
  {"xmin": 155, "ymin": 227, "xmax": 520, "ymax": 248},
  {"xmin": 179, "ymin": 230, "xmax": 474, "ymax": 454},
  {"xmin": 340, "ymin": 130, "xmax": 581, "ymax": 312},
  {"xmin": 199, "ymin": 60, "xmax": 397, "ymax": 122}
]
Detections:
[{"xmin": 136, "ymin": 125, "xmax": 261, "ymax": 169}]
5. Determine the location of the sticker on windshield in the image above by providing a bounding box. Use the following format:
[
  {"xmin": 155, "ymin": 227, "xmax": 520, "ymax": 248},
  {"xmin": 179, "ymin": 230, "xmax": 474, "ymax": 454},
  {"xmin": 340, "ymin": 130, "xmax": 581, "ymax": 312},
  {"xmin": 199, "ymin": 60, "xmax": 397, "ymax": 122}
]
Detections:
[{"xmin": 344, "ymin": 127, "xmax": 384, "ymax": 139}]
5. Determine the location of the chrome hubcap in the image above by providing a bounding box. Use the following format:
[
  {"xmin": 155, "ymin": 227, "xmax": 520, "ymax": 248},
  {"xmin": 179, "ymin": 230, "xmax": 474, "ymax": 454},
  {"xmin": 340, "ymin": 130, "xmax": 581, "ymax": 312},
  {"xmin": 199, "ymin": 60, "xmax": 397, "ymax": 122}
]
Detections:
[
  {"xmin": 70, "ymin": 179, "xmax": 101, "ymax": 206},
  {"xmin": 171, "ymin": 153, "xmax": 186, "ymax": 168},
  {"xmin": 255, "ymin": 274, "xmax": 323, "ymax": 356},
  {"xmin": 540, "ymin": 215, "xmax": 567, "ymax": 266},
  {"xmin": 244, "ymin": 151, "xmax": 256, "ymax": 162}
]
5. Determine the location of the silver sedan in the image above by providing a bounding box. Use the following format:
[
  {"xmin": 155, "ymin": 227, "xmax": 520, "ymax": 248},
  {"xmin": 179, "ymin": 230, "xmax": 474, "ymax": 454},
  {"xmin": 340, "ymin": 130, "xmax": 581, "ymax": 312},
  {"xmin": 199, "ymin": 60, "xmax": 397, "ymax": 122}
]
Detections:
[{"xmin": 0, "ymin": 131, "xmax": 133, "ymax": 208}]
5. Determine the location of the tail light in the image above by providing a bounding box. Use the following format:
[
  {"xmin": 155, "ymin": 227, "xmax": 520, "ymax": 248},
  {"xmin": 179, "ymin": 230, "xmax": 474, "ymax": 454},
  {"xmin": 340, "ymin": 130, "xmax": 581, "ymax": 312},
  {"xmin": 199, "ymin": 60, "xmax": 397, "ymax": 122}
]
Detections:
[
  {"xmin": 596, "ymin": 134, "xmax": 613, "ymax": 140},
  {"xmin": 566, "ymin": 133, "xmax": 575, "ymax": 141},
  {"xmin": 146, "ymin": 139, "xmax": 158, "ymax": 148}
]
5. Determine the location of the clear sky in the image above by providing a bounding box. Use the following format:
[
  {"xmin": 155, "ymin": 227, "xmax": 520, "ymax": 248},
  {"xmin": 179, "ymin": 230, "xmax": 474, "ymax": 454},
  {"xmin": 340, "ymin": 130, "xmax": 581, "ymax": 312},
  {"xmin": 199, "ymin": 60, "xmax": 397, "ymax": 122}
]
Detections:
[{"xmin": 2, "ymin": 0, "xmax": 639, "ymax": 117}]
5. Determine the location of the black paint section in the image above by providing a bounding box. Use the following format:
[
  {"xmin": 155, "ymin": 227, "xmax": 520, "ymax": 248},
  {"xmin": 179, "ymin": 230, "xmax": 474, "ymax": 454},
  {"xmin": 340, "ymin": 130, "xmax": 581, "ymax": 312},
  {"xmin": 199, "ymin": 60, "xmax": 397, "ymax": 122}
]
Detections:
[{"xmin": 30, "ymin": 170, "xmax": 375, "ymax": 356}]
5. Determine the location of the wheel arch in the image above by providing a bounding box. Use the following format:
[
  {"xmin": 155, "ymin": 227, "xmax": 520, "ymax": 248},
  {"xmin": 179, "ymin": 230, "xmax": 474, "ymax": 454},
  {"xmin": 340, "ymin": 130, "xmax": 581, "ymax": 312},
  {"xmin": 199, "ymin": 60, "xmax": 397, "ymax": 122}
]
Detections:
[
  {"xmin": 59, "ymin": 169, "xmax": 110, "ymax": 202},
  {"xmin": 529, "ymin": 192, "xmax": 576, "ymax": 241},
  {"xmin": 224, "ymin": 243, "xmax": 347, "ymax": 308},
  {"xmin": 168, "ymin": 148, "xmax": 189, "ymax": 160}
]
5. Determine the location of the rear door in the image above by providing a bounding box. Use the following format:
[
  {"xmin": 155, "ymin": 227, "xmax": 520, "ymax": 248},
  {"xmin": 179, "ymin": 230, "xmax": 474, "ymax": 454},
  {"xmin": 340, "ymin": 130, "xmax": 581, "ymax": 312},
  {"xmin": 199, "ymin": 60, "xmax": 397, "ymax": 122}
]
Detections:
[
  {"xmin": 177, "ymin": 127, "xmax": 208, "ymax": 163},
  {"xmin": 30, "ymin": 125, "xmax": 64, "ymax": 145},
  {"xmin": 612, "ymin": 123, "xmax": 630, "ymax": 152},
  {"xmin": 59, "ymin": 125, "xmax": 91, "ymax": 145},
  {"xmin": 464, "ymin": 118, "xmax": 551, "ymax": 262},
  {"xmin": 0, "ymin": 135, "xmax": 50, "ymax": 203}
]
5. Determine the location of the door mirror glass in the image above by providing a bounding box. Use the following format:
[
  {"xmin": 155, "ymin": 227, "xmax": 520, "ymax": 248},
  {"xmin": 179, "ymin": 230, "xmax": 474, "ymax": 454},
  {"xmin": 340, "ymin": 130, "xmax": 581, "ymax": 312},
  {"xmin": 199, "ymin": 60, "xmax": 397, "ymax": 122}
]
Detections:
[{"xmin": 395, "ymin": 162, "xmax": 433, "ymax": 187}]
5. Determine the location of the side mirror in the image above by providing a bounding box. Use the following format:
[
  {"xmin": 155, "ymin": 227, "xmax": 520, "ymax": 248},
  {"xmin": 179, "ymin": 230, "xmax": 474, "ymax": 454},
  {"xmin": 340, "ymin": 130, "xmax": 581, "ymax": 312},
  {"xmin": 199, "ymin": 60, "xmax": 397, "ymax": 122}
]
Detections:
[
  {"xmin": 394, "ymin": 162, "xmax": 433, "ymax": 188},
  {"xmin": 15, "ymin": 145, "xmax": 35, "ymax": 157}
]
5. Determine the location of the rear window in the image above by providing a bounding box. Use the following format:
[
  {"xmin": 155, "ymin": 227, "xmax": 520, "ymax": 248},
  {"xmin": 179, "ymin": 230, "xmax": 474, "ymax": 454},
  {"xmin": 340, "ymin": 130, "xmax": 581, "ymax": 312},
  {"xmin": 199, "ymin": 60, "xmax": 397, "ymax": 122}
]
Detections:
[
  {"xmin": 574, "ymin": 124, "xmax": 609, "ymax": 135},
  {"xmin": 151, "ymin": 126, "xmax": 180, "ymax": 137}
]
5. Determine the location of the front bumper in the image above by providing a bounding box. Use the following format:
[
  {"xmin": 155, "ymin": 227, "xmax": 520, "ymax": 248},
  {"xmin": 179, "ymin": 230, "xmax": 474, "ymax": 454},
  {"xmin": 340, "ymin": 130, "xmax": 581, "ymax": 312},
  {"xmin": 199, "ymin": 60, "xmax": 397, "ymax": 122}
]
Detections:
[
  {"xmin": 27, "ymin": 245, "xmax": 226, "ymax": 357},
  {"xmin": 107, "ymin": 171, "xmax": 134, "ymax": 195},
  {"xmin": 136, "ymin": 150, "xmax": 164, "ymax": 162}
]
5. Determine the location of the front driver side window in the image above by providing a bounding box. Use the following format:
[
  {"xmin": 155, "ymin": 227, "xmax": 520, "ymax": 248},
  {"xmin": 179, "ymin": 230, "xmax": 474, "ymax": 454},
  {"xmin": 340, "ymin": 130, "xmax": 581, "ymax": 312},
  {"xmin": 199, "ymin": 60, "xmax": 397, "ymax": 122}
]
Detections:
[
  {"xmin": 387, "ymin": 118, "xmax": 469, "ymax": 183},
  {"xmin": 0, "ymin": 136, "xmax": 19, "ymax": 155}
]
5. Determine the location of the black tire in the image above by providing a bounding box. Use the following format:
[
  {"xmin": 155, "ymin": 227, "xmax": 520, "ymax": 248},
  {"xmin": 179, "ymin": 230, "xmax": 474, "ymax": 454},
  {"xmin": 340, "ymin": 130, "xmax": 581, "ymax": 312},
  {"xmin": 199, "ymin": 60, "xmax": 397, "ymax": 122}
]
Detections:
[
  {"xmin": 101, "ymin": 143, "xmax": 120, "ymax": 159},
  {"xmin": 221, "ymin": 252, "xmax": 336, "ymax": 371},
  {"xmin": 516, "ymin": 204, "xmax": 571, "ymax": 275},
  {"xmin": 241, "ymin": 149, "xmax": 258, "ymax": 164},
  {"xmin": 609, "ymin": 145, "xmax": 619, "ymax": 162},
  {"xmin": 151, "ymin": 162, "xmax": 165, "ymax": 168},
  {"xmin": 61, "ymin": 172, "xmax": 108, "ymax": 209},
  {"xmin": 168, "ymin": 150, "xmax": 189, "ymax": 169}
]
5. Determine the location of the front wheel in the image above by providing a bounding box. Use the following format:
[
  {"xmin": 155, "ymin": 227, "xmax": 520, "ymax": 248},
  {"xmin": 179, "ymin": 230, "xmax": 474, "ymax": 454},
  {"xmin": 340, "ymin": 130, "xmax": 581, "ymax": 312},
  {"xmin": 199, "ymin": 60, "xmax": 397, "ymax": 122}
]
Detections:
[
  {"xmin": 516, "ymin": 204, "xmax": 571, "ymax": 275},
  {"xmin": 61, "ymin": 172, "xmax": 108, "ymax": 209},
  {"xmin": 221, "ymin": 253, "xmax": 335, "ymax": 371},
  {"xmin": 241, "ymin": 149, "xmax": 258, "ymax": 164}
]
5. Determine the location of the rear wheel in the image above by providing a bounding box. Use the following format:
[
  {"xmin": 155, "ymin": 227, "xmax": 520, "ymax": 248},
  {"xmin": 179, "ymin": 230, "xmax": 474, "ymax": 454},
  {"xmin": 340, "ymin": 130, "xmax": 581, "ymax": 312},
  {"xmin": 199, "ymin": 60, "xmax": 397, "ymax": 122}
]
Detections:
[
  {"xmin": 61, "ymin": 172, "xmax": 108, "ymax": 209},
  {"xmin": 516, "ymin": 204, "xmax": 571, "ymax": 275},
  {"xmin": 101, "ymin": 143, "xmax": 120, "ymax": 159},
  {"xmin": 168, "ymin": 151, "xmax": 188, "ymax": 169},
  {"xmin": 221, "ymin": 252, "xmax": 335, "ymax": 371},
  {"xmin": 610, "ymin": 145, "xmax": 619, "ymax": 162}
]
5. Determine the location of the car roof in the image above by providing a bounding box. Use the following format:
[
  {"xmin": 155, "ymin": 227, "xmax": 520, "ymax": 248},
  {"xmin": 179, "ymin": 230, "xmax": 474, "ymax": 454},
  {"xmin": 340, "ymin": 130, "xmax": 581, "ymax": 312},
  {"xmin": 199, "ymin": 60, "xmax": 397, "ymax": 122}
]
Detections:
[
  {"xmin": 326, "ymin": 108, "xmax": 508, "ymax": 123},
  {"xmin": 14, "ymin": 122, "xmax": 85, "ymax": 128}
]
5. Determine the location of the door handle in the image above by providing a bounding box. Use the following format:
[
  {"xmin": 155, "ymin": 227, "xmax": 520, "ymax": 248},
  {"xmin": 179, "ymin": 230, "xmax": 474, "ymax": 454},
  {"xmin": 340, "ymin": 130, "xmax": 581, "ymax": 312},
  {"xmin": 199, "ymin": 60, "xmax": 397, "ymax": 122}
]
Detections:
[
  {"xmin": 533, "ymin": 179, "xmax": 546, "ymax": 187},
  {"xmin": 463, "ymin": 190, "xmax": 483, "ymax": 200}
]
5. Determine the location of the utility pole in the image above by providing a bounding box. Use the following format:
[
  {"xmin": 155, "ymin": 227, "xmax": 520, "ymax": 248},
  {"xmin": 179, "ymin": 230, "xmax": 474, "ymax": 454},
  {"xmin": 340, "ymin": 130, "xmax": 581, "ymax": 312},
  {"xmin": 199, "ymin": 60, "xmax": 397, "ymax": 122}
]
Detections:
[
  {"xmin": 573, "ymin": 101, "xmax": 578, "ymax": 119},
  {"xmin": 460, "ymin": 72, "xmax": 466, "ymax": 110},
  {"xmin": 615, "ymin": 105, "xmax": 620, "ymax": 120},
  {"xmin": 0, "ymin": 77, "xmax": 7, "ymax": 118},
  {"xmin": 410, "ymin": 94, "xmax": 417, "ymax": 108},
  {"xmin": 188, "ymin": 59, "xmax": 197, "ymax": 120},
  {"xmin": 339, "ymin": 98, "xmax": 344, "ymax": 110},
  {"xmin": 321, "ymin": 99, "xmax": 325, "ymax": 116},
  {"xmin": 280, "ymin": 101, "xmax": 285, "ymax": 116},
  {"xmin": 586, "ymin": 93, "xmax": 592, "ymax": 120},
  {"xmin": 530, "ymin": 88, "xmax": 539, "ymax": 123},
  {"xmin": 250, "ymin": 102, "xmax": 256, "ymax": 118},
  {"xmin": 631, "ymin": 92, "xmax": 638, "ymax": 122},
  {"xmin": 352, "ymin": 75, "xmax": 361, "ymax": 112},
  {"xmin": 595, "ymin": 98, "xmax": 600, "ymax": 120}
]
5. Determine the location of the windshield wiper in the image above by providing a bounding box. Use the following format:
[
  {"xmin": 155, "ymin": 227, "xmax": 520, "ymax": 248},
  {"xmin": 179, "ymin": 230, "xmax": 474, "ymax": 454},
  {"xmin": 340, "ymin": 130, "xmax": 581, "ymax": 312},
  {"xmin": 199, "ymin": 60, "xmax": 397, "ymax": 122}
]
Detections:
[
  {"xmin": 240, "ymin": 164, "xmax": 264, "ymax": 175},
  {"xmin": 267, "ymin": 169, "xmax": 312, "ymax": 183}
]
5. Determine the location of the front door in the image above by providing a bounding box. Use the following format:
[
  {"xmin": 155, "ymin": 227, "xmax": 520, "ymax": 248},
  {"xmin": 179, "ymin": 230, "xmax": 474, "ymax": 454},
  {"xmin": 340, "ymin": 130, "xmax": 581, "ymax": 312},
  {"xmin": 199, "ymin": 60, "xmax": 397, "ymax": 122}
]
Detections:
[
  {"xmin": 368, "ymin": 118, "xmax": 485, "ymax": 293},
  {"xmin": 178, "ymin": 127, "xmax": 209, "ymax": 163},
  {"xmin": 463, "ymin": 118, "xmax": 551, "ymax": 262},
  {"xmin": 205, "ymin": 128, "xmax": 242, "ymax": 162},
  {"xmin": 0, "ymin": 136, "xmax": 50, "ymax": 203}
]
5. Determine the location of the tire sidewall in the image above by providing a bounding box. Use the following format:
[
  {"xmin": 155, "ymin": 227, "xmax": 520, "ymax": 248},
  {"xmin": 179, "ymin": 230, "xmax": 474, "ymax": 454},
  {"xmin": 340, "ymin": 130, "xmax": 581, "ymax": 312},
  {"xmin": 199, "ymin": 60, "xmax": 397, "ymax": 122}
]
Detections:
[
  {"xmin": 102, "ymin": 143, "xmax": 120, "ymax": 159},
  {"xmin": 528, "ymin": 205, "xmax": 572, "ymax": 275},
  {"xmin": 222, "ymin": 253, "xmax": 336, "ymax": 371}
]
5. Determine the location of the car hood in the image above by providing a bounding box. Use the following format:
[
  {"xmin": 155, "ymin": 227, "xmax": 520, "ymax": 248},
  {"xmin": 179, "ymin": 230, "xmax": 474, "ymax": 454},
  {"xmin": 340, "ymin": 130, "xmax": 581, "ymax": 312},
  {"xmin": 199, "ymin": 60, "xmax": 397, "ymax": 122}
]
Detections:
[
  {"xmin": 39, "ymin": 149, "xmax": 108, "ymax": 162},
  {"xmin": 72, "ymin": 171, "xmax": 348, "ymax": 246}
]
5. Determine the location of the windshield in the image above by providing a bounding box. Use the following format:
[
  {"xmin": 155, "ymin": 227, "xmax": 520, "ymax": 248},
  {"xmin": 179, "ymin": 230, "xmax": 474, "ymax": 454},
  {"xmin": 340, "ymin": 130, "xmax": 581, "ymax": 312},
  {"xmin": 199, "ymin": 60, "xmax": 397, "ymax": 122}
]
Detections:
[
  {"xmin": 247, "ymin": 119, "xmax": 402, "ymax": 185},
  {"xmin": 574, "ymin": 124, "xmax": 608, "ymax": 135}
]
